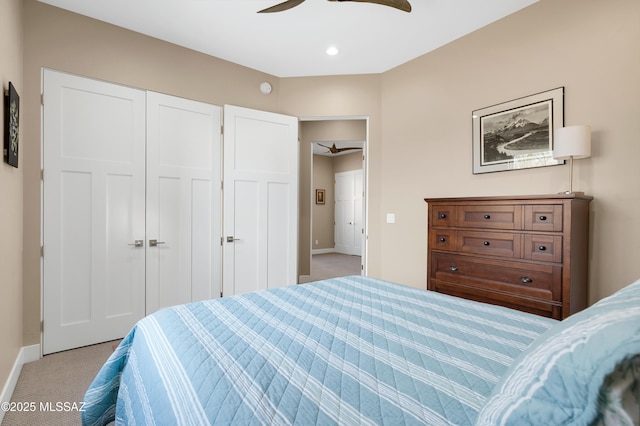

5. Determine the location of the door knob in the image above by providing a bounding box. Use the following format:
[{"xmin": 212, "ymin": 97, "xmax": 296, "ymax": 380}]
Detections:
[
  {"xmin": 128, "ymin": 240, "xmax": 143, "ymax": 247},
  {"xmin": 149, "ymin": 239, "xmax": 165, "ymax": 247},
  {"xmin": 226, "ymin": 236, "xmax": 240, "ymax": 243}
]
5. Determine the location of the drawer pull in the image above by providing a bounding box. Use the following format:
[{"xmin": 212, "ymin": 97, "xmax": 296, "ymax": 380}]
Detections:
[
  {"xmin": 449, "ymin": 266, "xmax": 459, "ymax": 272},
  {"xmin": 539, "ymin": 215, "xmax": 547, "ymax": 221},
  {"xmin": 439, "ymin": 213, "xmax": 447, "ymax": 219},
  {"xmin": 538, "ymin": 245, "xmax": 547, "ymax": 251},
  {"xmin": 520, "ymin": 277, "xmax": 533, "ymax": 284},
  {"xmin": 483, "ymin": 214, "xmax": 491, "ymax": 220},
  {"xmin": 439, "ymin": 237, "xmax": 446, "ymax": 242},
  {"xmin": 483, "ymin": 241, "xmax": 490, "ymax": 246}
]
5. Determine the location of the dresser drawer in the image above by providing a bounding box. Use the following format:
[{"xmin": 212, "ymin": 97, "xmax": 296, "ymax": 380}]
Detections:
[
  {"xmin": 456, "ymin": 205, "xmax": 521, "ymax": 230},
  {"xmin": 430, "ymin": 280, "xmax": 561, "ymax": 319},
  {"xmin": 431, "ymin": 205, "xmax": 456, "ymax": 227},
  {"xmin": 524, "ymin": 234, "xmax": 563, "ymax": 263},
  {"xmin": 457, "ymin": 231, "xmax": 521, "ymax": 258},
  {"xmin": 430, "ymin": 252, "xmax": 562, "ymax": 302},
  {"xmin": 524, "ymin": 204, "xmax": 563, "ymax": 232},
  {"xmin": 429, "ymin": 229, "xmax": 455, "ymax": 251}
]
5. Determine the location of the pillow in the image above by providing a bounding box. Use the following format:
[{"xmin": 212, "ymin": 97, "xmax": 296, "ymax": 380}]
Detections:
[{"xmin": 476, "ymin": 279, "xmax": 640, "ymax": 426}]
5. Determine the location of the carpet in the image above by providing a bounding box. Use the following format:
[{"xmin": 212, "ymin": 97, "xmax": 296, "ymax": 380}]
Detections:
[{"xmin": 2, "ymin": 340, "xmax": 117, "ymax": 426}]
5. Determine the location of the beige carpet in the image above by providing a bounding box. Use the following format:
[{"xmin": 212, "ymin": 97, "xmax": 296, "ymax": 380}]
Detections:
[
  {"xmin": 2, "ymin": 340, "xmax": 117, "ymax": 426},
  {"xmin": 300, "ymin": 252, "xmax": 362, "ymax": 283}
]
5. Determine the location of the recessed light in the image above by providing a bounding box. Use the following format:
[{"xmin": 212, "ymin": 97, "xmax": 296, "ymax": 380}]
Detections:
[{"xmin": 326, "ymin": 46, "xmax": 339, "ymax": 56}]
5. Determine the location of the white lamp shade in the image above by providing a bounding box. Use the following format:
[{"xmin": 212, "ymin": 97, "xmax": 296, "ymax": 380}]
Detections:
[{"xmin": 552, "ymin": 125, "xmax": 591, "ymax": 160}]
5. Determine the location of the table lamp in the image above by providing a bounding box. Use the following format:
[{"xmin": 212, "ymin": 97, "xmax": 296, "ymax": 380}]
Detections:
[{"xmin": 552, "ymin": 125, "xmax": 591, "ymax": 195}]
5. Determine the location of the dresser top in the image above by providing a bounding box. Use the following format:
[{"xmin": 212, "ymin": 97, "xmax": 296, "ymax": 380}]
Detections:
[{"xmin": 424, "ymin": 193, "xmax": 593, "ymax": 203}]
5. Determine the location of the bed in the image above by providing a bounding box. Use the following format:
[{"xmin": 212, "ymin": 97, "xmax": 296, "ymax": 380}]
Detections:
[{"xmin": 82, "ymin": 275, "xmax": 640, "ymax": 425}]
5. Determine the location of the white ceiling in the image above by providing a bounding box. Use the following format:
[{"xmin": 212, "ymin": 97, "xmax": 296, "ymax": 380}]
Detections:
[{"xmin": 38, "ymin": 0, "xmax": 538, "ymax": 78}]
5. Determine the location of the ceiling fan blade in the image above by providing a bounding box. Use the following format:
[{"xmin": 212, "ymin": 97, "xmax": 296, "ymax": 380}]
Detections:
[
  {"xmin": 330, "ymin": 0, "xmax": 412, "ymax": 12},
  {"xmin": 258, "ymin": 0, "xmax": 306, "ymax": 13},
  {"xmin": 336, "ymin": 147, "xmax": 362, "ymax": 152}
]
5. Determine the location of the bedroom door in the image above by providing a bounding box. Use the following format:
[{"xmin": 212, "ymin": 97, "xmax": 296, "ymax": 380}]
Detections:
[
  {"xmin": 42, "ymin": 70, "xmax": 147, "ymax": 354},
  {"xmin": 223, "ymin": 105, "xmax": 298, "ymax": 296},
  {"xmin": 334, "ymin": 169, "xmax": 363, "ymax": 256},
  {"xmin": 145, "ymin": 92, "xmax": 222, "ymax": 313}
]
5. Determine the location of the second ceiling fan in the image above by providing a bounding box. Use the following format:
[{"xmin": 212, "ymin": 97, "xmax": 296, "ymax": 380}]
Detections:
[
  {"xmin": 259, "ymin": 0, "xmax": 412, "ymax": 13},
  {"xmin": 318, "ymin": 143, "xmax": 363, "ymax": 155}
]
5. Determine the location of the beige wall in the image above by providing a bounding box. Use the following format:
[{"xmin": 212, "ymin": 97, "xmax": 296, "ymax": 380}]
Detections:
[
  {"xmin": 0, "ymin": 0, "xmax": 23, "ymax": 401},
  {"xmin": 313, "ymin": 155, "xmax": 335, "ymax": 250},
  {"xmin": 379, "ymin": 0, "xmax": 640, "ymax": 300},
  {"xmin": 311, "ymin": 151, "xmax": 364, "ymax": 253}
]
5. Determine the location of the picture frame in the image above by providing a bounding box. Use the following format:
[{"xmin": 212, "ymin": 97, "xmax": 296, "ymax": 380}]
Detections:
[
  {"xmin": 472, "ymin": 87, "xmax": 564, "ymax": 174},
  {"xmin": 4, "ymin": 82, "xmax": 20, "ymax": 168},
  {"xmin": 315, "ymin": 189, "xmax": 325, "ymax": 205}
]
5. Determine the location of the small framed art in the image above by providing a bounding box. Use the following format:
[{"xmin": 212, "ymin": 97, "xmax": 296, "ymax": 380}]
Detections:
[
  {"xmin": 316, "ymin": 189, "xmax": 325, "ymax": 205},
  {"xmin": 4, "ymin": 82, "xmax": 20, "ymax": 168}
]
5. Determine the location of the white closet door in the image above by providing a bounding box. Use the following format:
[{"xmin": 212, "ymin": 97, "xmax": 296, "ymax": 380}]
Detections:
[
  {"xmin": 223, "ymin": 105, "xmax": 298, "ymax": 296},
  {"xmin": 42, "ymin": 70, "xmax": 146, "ymax": 354},
  {"xmin": 146, "ymin": 92, "xmax": 222, "ymax": 313}
]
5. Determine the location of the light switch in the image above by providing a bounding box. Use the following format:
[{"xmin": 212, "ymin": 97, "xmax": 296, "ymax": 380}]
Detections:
[{"xmin": 386, "ymin": 213, "xmax": 395, "ymax": 224}]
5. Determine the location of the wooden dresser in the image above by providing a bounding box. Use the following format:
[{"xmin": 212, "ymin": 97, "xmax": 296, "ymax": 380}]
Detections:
[{"xmin": 424, "ymin": 194, "xmax": 592, "ymax": 319}]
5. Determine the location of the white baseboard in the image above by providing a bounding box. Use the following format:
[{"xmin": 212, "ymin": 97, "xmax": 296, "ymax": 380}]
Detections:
[
  {"xmin": 312, "ymin": 248, "xmax": 336, "ymax": 255},
  {"xmin": 22, "ymin": 344, "xmax": 40, "ymax": 364},
  {"xmin": 0, "ymin": 344, "xmax": 41, "ymax": 423}
]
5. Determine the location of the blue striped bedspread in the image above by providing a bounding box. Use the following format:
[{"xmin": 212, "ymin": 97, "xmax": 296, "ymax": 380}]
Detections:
[{"xmin": 82, "ymin": 276, "xmax": 556, "ymax": 425}]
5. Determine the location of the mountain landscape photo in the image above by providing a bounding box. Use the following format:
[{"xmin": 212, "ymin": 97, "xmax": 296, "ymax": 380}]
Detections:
[{"xmin": 481, "ymin": 102, "xmax": 551, "ymax": 165}]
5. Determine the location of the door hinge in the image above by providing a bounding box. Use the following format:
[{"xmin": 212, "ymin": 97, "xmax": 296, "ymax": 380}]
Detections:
[
  {"xmin": 220, "ymin": 291, "xmax": 223, "ymax": 298},
  {"xmin": 41, "ymin": 94, "xmax": 44, "ymax": 105},
  {"xmin": 41, "ymin": 245, "xmax": 44, "ymax": 257},
  {"xmin": 41, "ymin": 169, "xmax": 44, "ymax": 181},
  {"xmin": 40, "ymin": 320, "xmax": 44, "ymax": 333},
  {"xmin": 220, "ymin": 237, "xmax": 224, "ymax": 246},
  {"xmin": 220, "ymin": 124, "xmax": 224, "ymax": 135},
  {"xmin": 221, "ymin": 181, "xmax": 223, "ymax": 190}
]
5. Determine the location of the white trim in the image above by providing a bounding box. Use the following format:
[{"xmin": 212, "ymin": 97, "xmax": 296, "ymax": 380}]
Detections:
[
  {"xmin": 312, "ymin": 248, "xmax": 336, "ymax": 255},
  {"xmin": 22, "ymin": 345, "xmax": 41, "ymax": 364},
  {"xmin": 0, "ymin": 344, "xmax": 41, "ymax": 423}
]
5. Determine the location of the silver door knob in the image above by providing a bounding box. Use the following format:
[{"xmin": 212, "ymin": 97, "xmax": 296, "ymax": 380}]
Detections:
[
  {"xmin": 226, "ymin": 236, "xmax": 240, "ymax": 243},
  {"xmin": 128, "ymin": 240, "xmax": 143, "ymax": 247},
  {"xmin": 149, "ymin": 239, "xmax": 165, "ymax": 247}
]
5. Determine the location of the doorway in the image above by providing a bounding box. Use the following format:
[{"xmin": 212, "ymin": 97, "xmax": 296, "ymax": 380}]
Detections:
[{"xmin": 297, "ymin": 117, "xmax": 368, "ymax": 283}]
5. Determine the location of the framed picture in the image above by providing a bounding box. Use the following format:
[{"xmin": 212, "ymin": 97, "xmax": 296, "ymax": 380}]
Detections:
[
  {"xmin": 4, "ymin": 82, "xmax": 19, "ymax": 168},
  {"xmin": 472, "ymin": 87, "xmax": 564, "ymax": 174},
  {"xmin": 315, "ymin": 189, "xmax": 325, "ymax": 205}
]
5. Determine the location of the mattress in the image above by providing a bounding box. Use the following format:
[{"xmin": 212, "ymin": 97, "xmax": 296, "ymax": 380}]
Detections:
[{"xmin": 82, "ymin": 276, "xmax": 556, "ymax": 425}]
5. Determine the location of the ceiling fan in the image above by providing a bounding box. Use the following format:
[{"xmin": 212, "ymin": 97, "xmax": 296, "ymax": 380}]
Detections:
[
  {"xmin": 259, "ymin": 0, "xmax": 412, "ymax": 13},
  {"xmin": 318, "ymin": 143, "xmax": 363, "ymax": 154}
]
